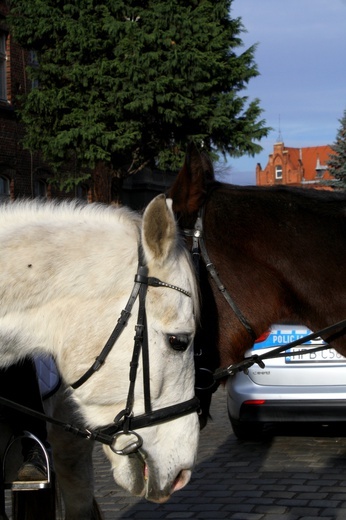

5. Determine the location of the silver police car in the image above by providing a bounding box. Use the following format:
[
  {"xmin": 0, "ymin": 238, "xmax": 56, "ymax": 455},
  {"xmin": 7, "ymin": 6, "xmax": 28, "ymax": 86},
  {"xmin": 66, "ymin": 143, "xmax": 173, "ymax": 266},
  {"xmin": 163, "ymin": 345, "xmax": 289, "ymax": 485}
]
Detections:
[{"xmin": 227, "ymin": 323, "xmax": 346, "ymax": 439}]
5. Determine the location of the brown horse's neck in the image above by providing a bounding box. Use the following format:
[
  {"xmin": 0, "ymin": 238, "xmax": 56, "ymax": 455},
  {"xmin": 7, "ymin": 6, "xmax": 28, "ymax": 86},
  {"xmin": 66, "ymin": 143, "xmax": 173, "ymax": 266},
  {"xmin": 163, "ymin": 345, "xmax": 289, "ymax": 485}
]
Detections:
[
  {"xmin": 205, "ymin": 243, "xmax": 290, "ymax": 367},
  {"xmin": 202, "ymin": 185, "xmax": 346, "ymax": 365}
]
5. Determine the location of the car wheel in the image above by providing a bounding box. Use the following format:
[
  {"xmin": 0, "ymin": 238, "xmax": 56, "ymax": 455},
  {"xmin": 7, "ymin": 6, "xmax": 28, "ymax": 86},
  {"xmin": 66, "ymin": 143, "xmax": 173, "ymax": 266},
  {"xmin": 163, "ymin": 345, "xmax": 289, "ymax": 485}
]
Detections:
[{"xmin": 229, "ymin": 415, "xmax": 265, "ymax": 440}]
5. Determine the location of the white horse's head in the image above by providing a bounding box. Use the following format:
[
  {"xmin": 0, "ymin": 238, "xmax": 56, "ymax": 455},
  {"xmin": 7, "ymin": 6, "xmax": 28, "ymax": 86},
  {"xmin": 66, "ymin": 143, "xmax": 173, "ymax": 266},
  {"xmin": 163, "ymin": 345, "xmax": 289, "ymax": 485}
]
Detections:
[
  {"xmin": 68, "ymin": 195, "xmax": 200, "ymax": 502},
  {"xmin": 0, "ymin": 194, "xmax": 199, "ymax": 502}
]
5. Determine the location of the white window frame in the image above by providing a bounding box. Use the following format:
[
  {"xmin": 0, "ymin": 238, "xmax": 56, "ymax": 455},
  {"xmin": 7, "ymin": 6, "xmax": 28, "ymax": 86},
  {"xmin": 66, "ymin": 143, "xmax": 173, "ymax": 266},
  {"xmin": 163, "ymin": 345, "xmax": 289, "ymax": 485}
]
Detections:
[{"xmin": 275, "ymin": 165, "xmax": 283, "ymax": 180}]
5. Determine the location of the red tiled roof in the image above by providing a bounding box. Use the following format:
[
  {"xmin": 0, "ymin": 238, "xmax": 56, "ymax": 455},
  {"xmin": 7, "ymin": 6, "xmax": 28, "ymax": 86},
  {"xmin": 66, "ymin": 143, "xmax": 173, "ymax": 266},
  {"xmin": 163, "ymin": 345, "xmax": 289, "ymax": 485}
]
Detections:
[
  {"xmin": 279, "ymin": 145, "xmax": 333, "ymax": 180},
  {"xmin": 300, "ymin": 145, "xmax": 333, "ymax": 180},
  {"xmin": 285, "ymin": 147, "xmax": 300, "ymax": 170}
]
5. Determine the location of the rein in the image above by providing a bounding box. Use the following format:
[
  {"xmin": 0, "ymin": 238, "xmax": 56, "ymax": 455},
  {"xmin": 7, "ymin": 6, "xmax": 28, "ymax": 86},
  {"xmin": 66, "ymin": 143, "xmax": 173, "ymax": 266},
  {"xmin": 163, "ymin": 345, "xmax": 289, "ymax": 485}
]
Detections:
[
  {"xmin": 186, "ymin": 209, "xmax": 346, "ymax": 382},
  {"xmin": 0, "ymin": 395, "xmax": 199, "ymax": 452},
  {"xmin": 0, "ymin": 251, "xmax": 199, "ymax": 455},
  {"xmin": 214, "ymin": 319, "xmax": 346, "ymax": 380}
]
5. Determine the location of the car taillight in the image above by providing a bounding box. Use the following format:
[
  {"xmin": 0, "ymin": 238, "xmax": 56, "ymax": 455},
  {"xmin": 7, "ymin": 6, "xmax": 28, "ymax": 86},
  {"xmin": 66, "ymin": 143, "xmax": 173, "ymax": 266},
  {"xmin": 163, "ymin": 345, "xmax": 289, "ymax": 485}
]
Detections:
[
  {"xmin": 244, "ymin": 400, "xmax": 265, "ymax": 405},
  {"xmin": 254, "ymin": 331, "xmax": 270, "ymax": 343}
]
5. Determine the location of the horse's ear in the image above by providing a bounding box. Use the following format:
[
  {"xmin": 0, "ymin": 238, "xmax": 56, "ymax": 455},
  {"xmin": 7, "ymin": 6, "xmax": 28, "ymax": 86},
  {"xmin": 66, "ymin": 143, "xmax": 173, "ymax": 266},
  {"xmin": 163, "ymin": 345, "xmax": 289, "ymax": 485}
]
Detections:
[
  {"xmin": 141, "ymin": 194, "xmax": 177, "ymax": 264},
  {"xmin": 169, "ymin": 142, "xmax": 215, "ymax": 216}
]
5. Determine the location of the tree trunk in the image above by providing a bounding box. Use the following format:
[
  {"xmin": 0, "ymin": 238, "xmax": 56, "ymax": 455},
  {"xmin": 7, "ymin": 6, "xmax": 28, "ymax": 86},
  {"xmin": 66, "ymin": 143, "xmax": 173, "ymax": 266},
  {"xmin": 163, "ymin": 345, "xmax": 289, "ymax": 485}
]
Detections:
[
  {"xmin": 111, "ymin": 176, "xmax": 124, "ymax": 205},
  {"xmin": 92, "ymin": 161, "xmax": 112, "ymax": 203}
]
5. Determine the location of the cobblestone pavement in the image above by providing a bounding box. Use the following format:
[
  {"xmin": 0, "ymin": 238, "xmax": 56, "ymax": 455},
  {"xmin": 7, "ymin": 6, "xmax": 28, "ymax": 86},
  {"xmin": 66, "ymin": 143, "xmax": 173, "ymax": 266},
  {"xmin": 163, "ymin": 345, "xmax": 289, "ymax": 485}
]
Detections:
[
  {"xmin": 93, "ymin": 388, "xmax": 346, "ymax": 520},
  {"xmin": 5, "ymin": 388, "xmax": 346, "ymax": 519}
]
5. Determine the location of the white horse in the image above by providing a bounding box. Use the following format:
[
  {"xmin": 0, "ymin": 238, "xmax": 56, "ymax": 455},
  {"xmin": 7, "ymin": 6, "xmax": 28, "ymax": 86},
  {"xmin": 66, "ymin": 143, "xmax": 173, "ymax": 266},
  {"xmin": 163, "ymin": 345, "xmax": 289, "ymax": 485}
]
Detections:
[{"xmin": 0, "ymin": 194, "xmax": 199, "ymax": 507}]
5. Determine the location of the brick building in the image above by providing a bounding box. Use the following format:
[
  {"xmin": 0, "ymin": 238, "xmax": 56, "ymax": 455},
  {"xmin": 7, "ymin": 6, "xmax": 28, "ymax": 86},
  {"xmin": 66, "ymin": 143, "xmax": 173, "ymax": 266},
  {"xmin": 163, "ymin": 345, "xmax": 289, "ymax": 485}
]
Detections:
[
  {"xmin": 256, "ymin": 141, "xmax": 334, "ymax": 187},
  {"xmin": 0, "ymin": 0, "xmax": 94, "ymax": 203},
  {"xmin": 0, "ymin": 0, "xmax": 55, "ymax": 201}
]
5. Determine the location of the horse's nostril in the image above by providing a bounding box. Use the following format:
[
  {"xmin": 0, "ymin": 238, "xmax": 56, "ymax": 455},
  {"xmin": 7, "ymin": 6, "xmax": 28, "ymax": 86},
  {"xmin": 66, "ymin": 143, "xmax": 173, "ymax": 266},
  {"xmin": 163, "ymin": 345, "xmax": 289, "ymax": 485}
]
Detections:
[{"xmin": 172, "ymin": 469, "xmax": 192, "ymax": 493}]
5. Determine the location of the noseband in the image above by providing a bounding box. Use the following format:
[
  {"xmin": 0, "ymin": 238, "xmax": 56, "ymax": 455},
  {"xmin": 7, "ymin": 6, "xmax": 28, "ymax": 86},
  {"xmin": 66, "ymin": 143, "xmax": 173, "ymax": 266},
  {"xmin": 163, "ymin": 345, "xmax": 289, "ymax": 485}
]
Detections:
[{"xmin": 71, "ymin": 249, "xmax": 199, "ymax": 455}]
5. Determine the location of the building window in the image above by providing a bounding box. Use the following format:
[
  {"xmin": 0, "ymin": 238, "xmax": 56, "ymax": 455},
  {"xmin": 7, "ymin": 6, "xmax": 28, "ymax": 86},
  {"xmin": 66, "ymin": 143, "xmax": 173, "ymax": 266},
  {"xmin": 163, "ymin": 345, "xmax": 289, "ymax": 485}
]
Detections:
[
  {"xmin": 0, "ymin": 175, "xmax": 10, "ymax": 201},
  {"xmin": 76, "ymin": 183, "xmax": 89, "ymax": 201},
  {"xmin": 29, "ymin": 50, "xmax": 39, "ymax": 90},
  {"xmin": 0, "ymin": 32, "xmax": 7, "ymax": 102},
  {"xmin": 34, "ymin": 179, "xmax": 47, "ymax": 198},
  {"xmin": 315, "ymin": 167, "xmax": 326, "ymax": 179},
  {"xmin": 275, "ymin": 165, "xmax": 283, "ymax": 180}
]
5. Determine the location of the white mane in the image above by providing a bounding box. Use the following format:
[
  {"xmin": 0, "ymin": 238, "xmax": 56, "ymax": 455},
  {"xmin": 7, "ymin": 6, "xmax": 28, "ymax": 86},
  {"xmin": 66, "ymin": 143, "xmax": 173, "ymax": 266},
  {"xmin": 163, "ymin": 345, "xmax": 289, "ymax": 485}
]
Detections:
[{"xmin": 0, "ymin": 199, "xmax": 141, "ymax": 229}]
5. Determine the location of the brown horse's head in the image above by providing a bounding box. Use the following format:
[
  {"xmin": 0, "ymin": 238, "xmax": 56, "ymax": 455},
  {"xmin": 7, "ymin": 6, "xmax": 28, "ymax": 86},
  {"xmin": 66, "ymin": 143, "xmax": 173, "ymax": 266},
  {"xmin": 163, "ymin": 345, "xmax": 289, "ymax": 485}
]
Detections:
[
  {"xmin": 169, "ymin": 142, "xmax": 346, "ymax": 427},
  {"xmin": 169, "ymin": 144, "xmax": 221, "ymax": 427}
]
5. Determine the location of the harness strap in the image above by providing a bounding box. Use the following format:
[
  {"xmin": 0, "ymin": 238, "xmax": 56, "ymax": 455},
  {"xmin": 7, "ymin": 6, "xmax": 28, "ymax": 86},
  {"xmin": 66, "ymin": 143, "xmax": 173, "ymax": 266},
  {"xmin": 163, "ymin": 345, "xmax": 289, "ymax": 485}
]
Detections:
[
  {"xmin": 186, "ymin": 213, "xmax": 257, "ymax": 342},
  {"xmin": 72, "ymin": 270, "xmax": 192, "ymax": 390},
  {"xmin": 0, "ymin": 394, "xmax": 200, "ymax": 447},
  {"xmin": 214, "ymin": 319, "xmax": 346, "ymax": 380},
  {"xmin": 141, "ymin": 309, "xmax": 151, "ymax": 414},
  {"xmin": 95, "ymin": 396, "xmax": 200, "ymax": 444},
  {"xmin": 71, "ymin": 267, "xmax": 145, "ymax": 389},
  {"xmin": 0, "ymin": 395, "xmax": 92, "ymax": 440},
  {"xmin": 113, "ymin": 275, "xmax": 151, "ymax": 434},
  {"xmin": 198, "ymin": 232, "xmax": 257, "ymax": 342}
]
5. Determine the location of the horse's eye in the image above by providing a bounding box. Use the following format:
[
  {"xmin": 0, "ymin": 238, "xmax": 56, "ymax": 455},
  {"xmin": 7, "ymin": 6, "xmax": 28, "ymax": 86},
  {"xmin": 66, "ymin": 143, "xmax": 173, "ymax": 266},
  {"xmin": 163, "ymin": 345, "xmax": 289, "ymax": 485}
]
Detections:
[{"xmin": 167, "ymin": 334, "xmax": 190, "ymax": 352}]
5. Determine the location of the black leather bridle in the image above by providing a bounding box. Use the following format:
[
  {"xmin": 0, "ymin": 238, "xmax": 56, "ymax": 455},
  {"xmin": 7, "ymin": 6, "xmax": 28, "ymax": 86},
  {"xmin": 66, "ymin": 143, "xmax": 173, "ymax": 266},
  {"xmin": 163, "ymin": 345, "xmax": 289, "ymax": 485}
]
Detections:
[
  {"xmin": 73, "ymin": 251, "xmax": 199, "ymax": 455},
  {"xmin": 0, "ymin": 251, "xmax": 199, "ymax": 455}
]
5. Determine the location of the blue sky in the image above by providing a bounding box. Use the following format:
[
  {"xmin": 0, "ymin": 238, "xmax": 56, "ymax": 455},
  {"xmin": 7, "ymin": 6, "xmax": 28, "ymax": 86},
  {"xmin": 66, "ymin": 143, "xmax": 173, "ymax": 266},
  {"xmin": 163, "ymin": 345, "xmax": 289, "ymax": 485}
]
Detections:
[{"xmin": 220, "ymin": 0, "xmax": 346, "ymax": 185}]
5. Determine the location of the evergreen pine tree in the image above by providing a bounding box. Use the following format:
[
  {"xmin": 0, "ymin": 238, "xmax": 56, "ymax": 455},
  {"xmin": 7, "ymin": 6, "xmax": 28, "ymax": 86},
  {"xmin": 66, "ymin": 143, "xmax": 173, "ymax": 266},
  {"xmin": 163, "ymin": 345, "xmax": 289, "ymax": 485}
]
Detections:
[
  {"xmin": 8, "ymin": 0, "xmax": 270, "ymax": 201},
  {"xmin": 327, "ymin": 109, "xmax": 346, "ymax": 189}
]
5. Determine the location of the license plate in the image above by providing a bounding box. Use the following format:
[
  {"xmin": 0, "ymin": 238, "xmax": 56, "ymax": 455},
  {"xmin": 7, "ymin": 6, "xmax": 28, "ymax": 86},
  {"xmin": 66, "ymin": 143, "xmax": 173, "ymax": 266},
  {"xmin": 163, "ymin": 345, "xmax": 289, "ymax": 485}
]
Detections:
[{"xmin": 285, "ymin": 347, "xmax": 346, "ymax": 364}]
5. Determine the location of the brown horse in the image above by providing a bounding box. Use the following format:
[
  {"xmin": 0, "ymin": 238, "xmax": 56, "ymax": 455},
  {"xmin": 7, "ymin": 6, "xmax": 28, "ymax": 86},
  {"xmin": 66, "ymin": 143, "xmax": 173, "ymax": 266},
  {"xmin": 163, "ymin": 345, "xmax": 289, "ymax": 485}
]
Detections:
[{"xmin": 169, "ymin": 144, "xmax": 346, "ymax": 422}]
